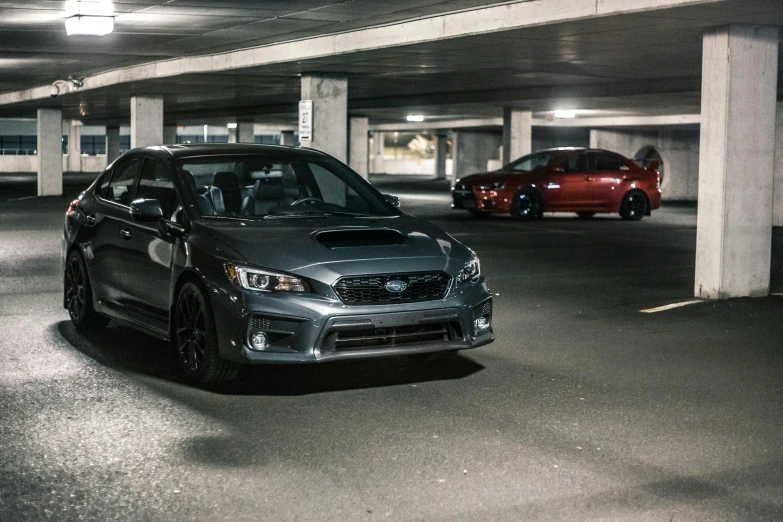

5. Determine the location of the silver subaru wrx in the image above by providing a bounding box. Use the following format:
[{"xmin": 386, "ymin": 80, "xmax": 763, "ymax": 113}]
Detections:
[{"xmin": 63, "ymin": 144, "xmax": 494, "ymax": 382}]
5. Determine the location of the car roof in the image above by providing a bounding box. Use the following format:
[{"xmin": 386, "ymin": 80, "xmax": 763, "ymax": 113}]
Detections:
[{"xmin": 127, "ymin": 143, "xmax": 329, "ymax": 160}]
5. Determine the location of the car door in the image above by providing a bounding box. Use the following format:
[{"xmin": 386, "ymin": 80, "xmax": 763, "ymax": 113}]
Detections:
[
  {"xmin": 542, "ymin": 152, "xmax": 592, "ymax": 211},
  {"xmin": 589, "ymin": 152, "xmax": 627, "ymax": 209},
  {"xmin": 88, "ymin": 156, "xmax": 143, "ymax": 309},
  {"xmin": 118, "ymin": 157, "xmax": 180, "ymax": 323}
]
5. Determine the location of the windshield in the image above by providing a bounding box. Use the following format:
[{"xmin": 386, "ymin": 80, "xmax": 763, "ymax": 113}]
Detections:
[
  {"xmin": 502, "ymin": 151, "xmax": 553, "ymax": 172},
  {"xmin": 178, "ymin": 154, "xmax": 396, "ymax": 218}
]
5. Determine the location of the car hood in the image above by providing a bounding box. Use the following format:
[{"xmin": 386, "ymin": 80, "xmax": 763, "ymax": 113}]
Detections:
[{"xmin": 202, "ymin": 214, "xmax": 473, "ymax": 283}]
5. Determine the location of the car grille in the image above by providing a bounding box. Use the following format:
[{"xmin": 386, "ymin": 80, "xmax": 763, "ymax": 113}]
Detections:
[
  {"xmin": 333, "ymin": 272, "xmax": 451, "ymax": 306},
  {"xmin": 333, "ymin": 321, "xmax": 462, "ymax": 351}
]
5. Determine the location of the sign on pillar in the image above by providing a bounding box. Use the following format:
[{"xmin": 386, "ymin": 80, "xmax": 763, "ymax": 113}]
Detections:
[{"xmin": 299, "ymin": 100, "xmax": 313, "ymax": 143}]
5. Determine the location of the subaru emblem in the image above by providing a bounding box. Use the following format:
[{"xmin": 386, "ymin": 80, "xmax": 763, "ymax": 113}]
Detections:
[{"xmin": 384, "ymin": 280, "xmax": 408, "ymax": 293}]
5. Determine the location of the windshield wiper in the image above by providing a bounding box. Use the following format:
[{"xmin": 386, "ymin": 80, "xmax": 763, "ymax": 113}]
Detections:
[{"xmin": 265, "ymin": 210, "xmax": 373, "ymax": 218}]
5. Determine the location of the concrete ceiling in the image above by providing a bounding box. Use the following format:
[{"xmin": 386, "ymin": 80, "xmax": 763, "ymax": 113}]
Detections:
[{"xmin": 1, "ymin": 0, "xmax": 782, "ymax": 126}]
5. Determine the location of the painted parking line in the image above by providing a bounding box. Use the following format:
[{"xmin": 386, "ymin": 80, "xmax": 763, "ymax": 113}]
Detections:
[{"xmin": 640, "ymin": 300, "xmax": 703, "ymax": 313}]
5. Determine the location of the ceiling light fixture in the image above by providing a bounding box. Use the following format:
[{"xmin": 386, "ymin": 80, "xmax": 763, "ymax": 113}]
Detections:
[
  {"xmin": 227, "ymin": 123, "xmax": 238, "ymax": 129},
  {"xmin": 406, "ymin": 115, "xmax": 424, "ymax": 122},
  {"xmin": 65, "ymin": 15, "xmax": 114, "ymax": 36},
  {"xmin": 554, "ymin": 110, "xmax": 577, "ymax": 119}
]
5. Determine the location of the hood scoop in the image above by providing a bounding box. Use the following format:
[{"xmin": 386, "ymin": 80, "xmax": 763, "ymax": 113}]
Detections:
[{"xmin": 313, "ymin": 228, "xmax": 408, "ymax": 249}]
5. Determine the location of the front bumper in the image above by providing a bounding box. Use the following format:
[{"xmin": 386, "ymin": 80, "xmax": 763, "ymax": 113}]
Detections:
[{"xmin": 209, "ymin": 277, "xmax": 494, "ymax": 364}]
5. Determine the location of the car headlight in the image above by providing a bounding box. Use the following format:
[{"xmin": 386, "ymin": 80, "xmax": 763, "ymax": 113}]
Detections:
[
  {"xmin": 457, "ymin": 255, "xmax": 480, "ymax": 284},
  {"xmin": 479, "ymin": 181, "xmax": 505, "ymax": 190},
  {"xmin": 225, "ymin": 264, "xmax": 309, "ymax": 293}
]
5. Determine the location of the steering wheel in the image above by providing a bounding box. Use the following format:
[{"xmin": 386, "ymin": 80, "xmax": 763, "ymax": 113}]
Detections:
[{"xmin": 291, "ymin": 197, "xmax": 322, "ymax": 206}]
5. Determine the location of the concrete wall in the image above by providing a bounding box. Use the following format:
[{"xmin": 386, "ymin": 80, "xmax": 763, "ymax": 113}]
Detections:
[{"xmin": 591, "ymin": 128, "xmax": 700, "ymax": 201}]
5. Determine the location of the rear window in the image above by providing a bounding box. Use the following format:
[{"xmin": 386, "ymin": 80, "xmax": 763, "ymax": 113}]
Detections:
[{"xmin": 505, "ymin": 151, "xmax": 552, "ymax": 172}]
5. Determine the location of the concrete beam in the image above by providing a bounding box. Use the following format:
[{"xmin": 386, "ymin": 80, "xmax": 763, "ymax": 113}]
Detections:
[
  {"xmin": 0, "ymin": 0, "xmax": 723, "ymax": 108},
  {"xmin": 534, "ymin": 114, "xmax": 702, "ymax": 127},
  {"xmin": 695, "ymin": 25, "xmax": 779, "ymax": 299},
  {"xmin": 37, "ymin": 108, "xmax": 62, "ymax": 196}
]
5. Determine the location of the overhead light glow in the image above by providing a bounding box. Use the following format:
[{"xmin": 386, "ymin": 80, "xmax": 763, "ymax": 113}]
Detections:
[
  {"xmin": 65, "ymin": 15, "xmax": 114, "ymax": 36},
  {"xmin": 406, "ymin": 115, "xmax": 425, "ymax": 122},
  {"xmin": 227, "ymin": 122, "xmax": 238, "ymax": 129},
  {"xmin": 554, "ymin": 110, "xmax": 577, "ymax": 119}
]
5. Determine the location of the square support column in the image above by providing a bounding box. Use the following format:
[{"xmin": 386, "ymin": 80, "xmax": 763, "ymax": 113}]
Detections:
[
  {"xmin": 130, "ymin": 95, "xmax": 163, "ymax": 148},
  {"xmin": 695, "ymin": 25, "xmax": 779, "ymax": 299},
  {"xmin": 67, "ymin": 120, "xmax": 82, "ymax": 173},
  {"xmin": 371, "ymin": 132, "xmax": 385, "ymax": 174},
  {"xmin": 106, "ymin": 126, "xmax": 120, "ymax": 162},
  {"xmin": 434, "ymin": 134, "xmax": 448, "ymax": 179},
  {"xmin": 163, "ymin": 125, "xmax": 177, "ymax": 145},
  {"xmin": 502, "ymin": 108, "xmax": 532, "ymax": 164},
  {"xmin": 453, "ymin": 131, "xmax": 502, "ymax": 181},
  {"xmin": 281, "ymin": 131, "xmax": 295, "ymax": 146},
  {"xmin": 237, "ymin": 122, "xmax": 254, "ymax": 143},
  {"xmin": 300, "ymin": 75, "xmax": 347, "ymax": 163},
  {"xmin": 349, "ymin": 117, "xmax": 369, "ymax": 179},
  {"xmin": 227, "ymin": 128, "xmax": 237, "ymax": 143},
  {"xmin": 37, "ymin": 108, "xmax": 63, "ymax": 196},
  {"xmin": 774, "ymin": 101, "xmax": 783, "ymax": 227}
]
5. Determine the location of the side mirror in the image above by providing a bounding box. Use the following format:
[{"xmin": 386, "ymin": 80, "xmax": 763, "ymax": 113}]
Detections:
[
  {"xmin": 157, "ymin": 219, "xmax": 187, "ymax": 239},
  {"xmin": 383, "ymin": 194, "xmax": 401, "ymax": 209},
  {"xmin": 130, "ymin": 198, "xmax": 164, "ymax": 222}
]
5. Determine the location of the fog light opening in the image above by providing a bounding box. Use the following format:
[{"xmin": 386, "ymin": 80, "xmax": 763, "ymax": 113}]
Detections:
[
  {"xmin": 474, "ymin": 315, "xmax": 491, "ymax": 334},
  {"xmin": 250, "ymin": 331, "xmax": 269, "ymax": 351}
]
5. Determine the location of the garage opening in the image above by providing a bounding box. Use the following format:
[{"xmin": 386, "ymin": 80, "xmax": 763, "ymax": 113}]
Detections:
[{"xmin": 633, "ymin": 145, "xmax": 665, "ymax": 186}]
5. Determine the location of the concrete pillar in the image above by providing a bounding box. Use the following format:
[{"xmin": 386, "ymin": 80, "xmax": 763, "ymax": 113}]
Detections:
[
  {"xmin": 434, "ymin": 134, "xmax": 448, "ymax": 179},
  {"xmin": 589, "ymin": 129, "xmax": 599, "ymax": 149},
  {"xmin": 774, "ymin": 102, "xmax": 783, "ymax": 227},
  {"xmin": 281, "ymin": 131, "xmax": 295, "ymax": 146},
  {"xmin": 237, "ymin": 122, "xmax": 254, "ymax": 143},
  {"xmin": 502, "ymin": 108, "xmax": 532, "ymax": 164},
  {"xmin": 372, "ymin": 132, "xmax": 385, "ymax": 174},
  {"xmin": 130, "ymin": 95, "xmax": 163, "ymax": 148},
  {"xmin": 106, "ymin": 126, "xmax": 120, "ymax": 162},
  {"xmin": 452, "ymin": 131, "xmax": 502, "ymax": 181},
  {"xmin": 66, "ymin": 120, "xmax": 82, "ymax": 172},
  {"xmin": 695, "ymin": 25, "xmax": 779, "ymax": 299},
  {"xmin": 163, "ymin": 125, "xmax": 177, "ymax": 145},
  {"xmin": 228, "ymin": 128, "xmax": 237, "ymax": 143},
  {"xmin": 300, "ymin": 75, "xmax": 348, "ymax": 162},
  {"xmin": 36, "ymin": 108, "xmax": 63, "ymax": 196},
  {"xmin": 349, "ymin": 117, "xmax": 369, "ymax": 178}
]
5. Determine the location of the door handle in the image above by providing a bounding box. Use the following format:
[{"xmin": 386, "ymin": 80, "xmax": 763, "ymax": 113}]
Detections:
[{"xmin": 120, "ymin": 227, "xmax": 132, "ymax": 240}]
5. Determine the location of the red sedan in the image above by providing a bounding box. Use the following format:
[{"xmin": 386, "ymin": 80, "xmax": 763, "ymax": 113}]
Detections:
[{"xmin": 452, "ymin": 148, "xmax": 661, "ymax": 221}]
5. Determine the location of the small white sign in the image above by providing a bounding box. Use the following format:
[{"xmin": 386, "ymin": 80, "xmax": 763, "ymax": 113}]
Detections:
[{"xmin": 298, "ymin": 100, "xmax": 313, "ymax": 142}]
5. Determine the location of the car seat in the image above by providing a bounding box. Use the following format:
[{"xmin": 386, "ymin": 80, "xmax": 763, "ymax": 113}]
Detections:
[
  {"xmin": 210, "ymin": 172, "xmax": 243, "ymax": 215},
  {"xmin": 241, "ymin": 178, "xmax": 294, "ymax": 215}
]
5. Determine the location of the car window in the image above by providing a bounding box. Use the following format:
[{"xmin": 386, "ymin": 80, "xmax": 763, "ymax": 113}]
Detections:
[
  {"xmin": 135, "ymin": 159, "xmax": 177, "ymax": 217},
  {"xmin": 103, "ymin": 157, "xmax": 142, "ymax": 206},
  {"xmin": 179, "ymin": 154, "xmax": 393, "ymax": 218},
  {"xmin": 592, "ymin": 152, "xmax": 623, "ymax": 172},
  {"xmin": 552, "ymin": 153, "xmax": 589, "ymax": 173},
  {"xmin": 506, "ymin": 151, "xmax": 552, "ymax": 172}
]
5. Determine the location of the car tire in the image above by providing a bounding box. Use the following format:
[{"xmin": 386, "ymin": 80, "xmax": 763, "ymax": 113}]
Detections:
[
  {"xmin": 619, "ymin": 190, "xmax": 648, "ymax": 221},
  {"xmin": 577, "ymin": 212, "xmax": 595, "ymax": 219},
  {"xmin": 65, "ymin": 250, "xmax": 108, "ymax": 331},
  {"xmin": 469, "ymin": 209, "xmax": 490, "ymax": 219},
  {"xmin": 174, "ymin": 280, "xmax": 240, "ymax": 383},
  {"xmin": 511, "ymin": 188, "xmax": 542, "ymax": 221}
]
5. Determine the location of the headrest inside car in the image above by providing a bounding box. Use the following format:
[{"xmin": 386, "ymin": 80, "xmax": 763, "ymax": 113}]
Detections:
[
  {"xmin": 253, "ymin": 179, "xmax": 285, "ymax": 200},
  {"xmin": 213, "ymin": 171, "xmax": 240, "ymax": 190}
]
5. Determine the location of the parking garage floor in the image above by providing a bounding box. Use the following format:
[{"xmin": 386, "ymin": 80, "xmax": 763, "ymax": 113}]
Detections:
[{"xmin": 1, "ymin": 174, "xmax": 782, "ymax": 521}]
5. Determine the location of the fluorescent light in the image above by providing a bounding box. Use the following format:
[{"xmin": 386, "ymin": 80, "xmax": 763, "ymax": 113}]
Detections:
[
  {"xmin": 227, "ymin": 123, "xmax": 238, "ymax": 129},
  {"xmin": 554, "ymin": 110, "xmax": 576, "ymax": 119},
  {"xmin": 406, "ymin": 115, "xmax": 424, "ymax": 122},
  {"xmin": 65, "ymin": 15, "xmax": 114, "ymax": 36}
]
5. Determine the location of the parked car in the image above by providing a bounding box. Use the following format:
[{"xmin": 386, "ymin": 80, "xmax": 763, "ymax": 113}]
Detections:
[
  {"xmin": 63, "ymin": 144, "xmax": 493, "ymax": 382},
  {"xmin": 452, "ymin": 148, "xmax": 661, "ymax": 220}
]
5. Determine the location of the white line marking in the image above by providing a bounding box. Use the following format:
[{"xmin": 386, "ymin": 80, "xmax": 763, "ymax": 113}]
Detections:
[
  {"xmin": 771, "ymin": 293, "xmax": 783, "ymax": 297},
  {"xmin": 640, "ymin": 300, "xmax": 703, "ymax": 313},
  {"xmin": 7, "ymin": 195, "xmax": 37, "ymax": 201}
]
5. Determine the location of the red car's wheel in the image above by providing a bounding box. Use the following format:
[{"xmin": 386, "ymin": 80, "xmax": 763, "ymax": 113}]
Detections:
[
  {"xmin": 511, "ymin": 189, "xmax": 542, "ymax": 221},
  {"xmin": 620, "ymin": 190, "xmax": 648, "ymax": 221}
]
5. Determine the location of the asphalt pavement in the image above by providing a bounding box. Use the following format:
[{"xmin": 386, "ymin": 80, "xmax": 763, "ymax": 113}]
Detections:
[{"xmin": 1, "ymin": 173, "xmax": 782, "ymax": 521}]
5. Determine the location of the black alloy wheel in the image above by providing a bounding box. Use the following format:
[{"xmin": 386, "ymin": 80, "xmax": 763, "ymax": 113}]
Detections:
[
  {"xmin": 577, "ymin": 212, "xmax": 596, "ymax": 219},
  {"xmin": 620, "ymin": 190, "xmax": 648, "ymax": 221},
  {"xmin": 65, "ymin": 250, "xmax": 106, "ymax": 331},
  {"xmin": 174, "ymin": 281, "xmax": 239, "ymax": 383},
  {"xmin": 511, "ymin": 189, "xmax": 542, "ymax": 221}
]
